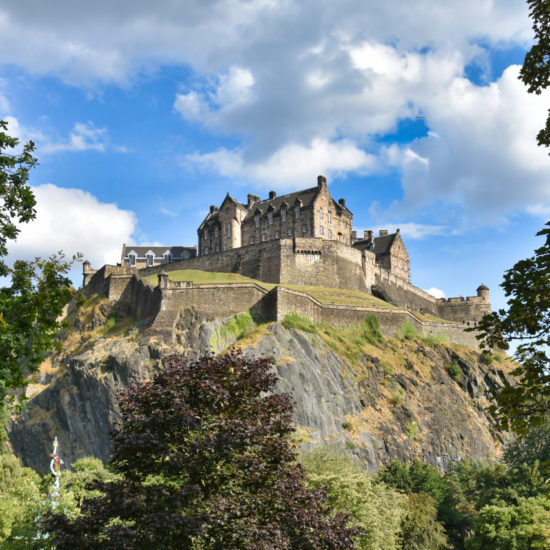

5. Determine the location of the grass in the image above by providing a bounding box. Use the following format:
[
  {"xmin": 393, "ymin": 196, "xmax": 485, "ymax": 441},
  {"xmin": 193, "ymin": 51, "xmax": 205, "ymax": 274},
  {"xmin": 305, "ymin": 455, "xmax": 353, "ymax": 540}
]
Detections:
[
  {"xmin": 282, "ymin": 312, "xmax": 384, "ymax": 366},
  {"xmin": 209, "ymin": 310, "xmax": 257, "ymax": 351}
]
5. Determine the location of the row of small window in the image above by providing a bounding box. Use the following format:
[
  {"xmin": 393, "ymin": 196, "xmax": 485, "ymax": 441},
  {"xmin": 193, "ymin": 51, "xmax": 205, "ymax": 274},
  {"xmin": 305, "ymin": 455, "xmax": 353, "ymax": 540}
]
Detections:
[
  {"xmin": 203, "ymin": 223, "xmax": 231, "ymax": 241},
  {"xmin": 128, "ymin": 254, "xmax": 172, "ymax": 267},
  {"xmin": 203, "ymin": 244, "xmax": 230, "ymax": 255},
  {"xmin": 256, "ymin": 206, "xmax": 298, "ymax": 228}
]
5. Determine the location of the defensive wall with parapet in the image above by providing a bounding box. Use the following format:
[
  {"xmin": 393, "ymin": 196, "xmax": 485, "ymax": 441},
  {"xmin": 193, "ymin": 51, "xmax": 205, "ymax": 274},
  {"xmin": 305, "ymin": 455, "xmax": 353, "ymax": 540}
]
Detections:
[
  {"xmin": 133, "ymin": 236, "xmax": 489, "ymax": 325},
  {"xmin": 82, "ymin": 264, "xmax": 483, "ymax": 349}
]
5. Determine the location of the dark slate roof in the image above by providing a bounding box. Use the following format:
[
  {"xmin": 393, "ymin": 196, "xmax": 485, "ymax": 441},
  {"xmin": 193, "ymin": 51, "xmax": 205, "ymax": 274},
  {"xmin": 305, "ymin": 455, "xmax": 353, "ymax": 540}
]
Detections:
[
  {"xmin": 373, "ymin": 234, "xmax": 396, "ymax": 255},
  {"xmin": 243, "ymin": 187, "xmax": 319, "ymax": 221},
  {"xmin": 221, "ymin": 193, "xmax": 246, "ymax": 210},
  {"xmin": 124, "ymin": 246, "xmax": 196, "ymax": 258}
]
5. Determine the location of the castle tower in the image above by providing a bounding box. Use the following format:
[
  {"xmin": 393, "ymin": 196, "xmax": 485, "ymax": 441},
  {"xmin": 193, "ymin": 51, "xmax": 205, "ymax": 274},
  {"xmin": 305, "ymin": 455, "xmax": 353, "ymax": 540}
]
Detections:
[
  {"xmin": 476, "ymin": 284, "xmax": 490, "ymax": 302},
  {"xmin": 82, "ymin": 260, "xmax": 96, "ymax": 288}
]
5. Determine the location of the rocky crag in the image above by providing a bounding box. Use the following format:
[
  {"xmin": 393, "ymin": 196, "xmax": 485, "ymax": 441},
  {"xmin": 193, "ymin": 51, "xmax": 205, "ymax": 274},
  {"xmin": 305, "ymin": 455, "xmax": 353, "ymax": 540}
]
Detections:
[{"xmin": 7, "ymin": 294, "xmax": 514, "ymax": 475}]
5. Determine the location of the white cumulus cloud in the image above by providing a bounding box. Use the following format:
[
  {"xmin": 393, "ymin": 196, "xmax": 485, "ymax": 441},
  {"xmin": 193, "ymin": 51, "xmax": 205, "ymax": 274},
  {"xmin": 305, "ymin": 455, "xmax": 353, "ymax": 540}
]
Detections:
[
  {"xmin": 425, "ymin": 287, "xmax": 446, "ymax": 299},
  {"xmin": 8, "ymin": 184, "xmax": 137, "ymax": 284}
]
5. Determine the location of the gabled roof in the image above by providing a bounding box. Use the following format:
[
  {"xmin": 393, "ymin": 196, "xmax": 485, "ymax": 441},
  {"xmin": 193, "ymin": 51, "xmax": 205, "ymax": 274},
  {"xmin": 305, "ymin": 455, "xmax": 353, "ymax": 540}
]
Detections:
[
  {"xmin": 373, "ymin": 234, "xmax": 396, "ymax": 255},
  {"xmin": 243, "ymin": 187, "xmax": 319, "ymax": 221},
  {"xmin": 198, "ymin": 210, "xmax": 220, "ymax": 231},
  {"xmin": 220, "ymin": 193, "xmax": 246, "ymax": 210}
]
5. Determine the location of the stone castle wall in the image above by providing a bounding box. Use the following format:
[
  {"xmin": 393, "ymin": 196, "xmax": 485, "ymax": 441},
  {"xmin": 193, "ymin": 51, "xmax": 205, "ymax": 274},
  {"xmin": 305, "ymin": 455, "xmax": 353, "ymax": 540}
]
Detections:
[
  {"xmin": 83, "ymin": 266, "xmax": 483, "ymax": 350},
  {"xmin": 138, "ymin": 237, "xmax": 375, "ymax": 293}
]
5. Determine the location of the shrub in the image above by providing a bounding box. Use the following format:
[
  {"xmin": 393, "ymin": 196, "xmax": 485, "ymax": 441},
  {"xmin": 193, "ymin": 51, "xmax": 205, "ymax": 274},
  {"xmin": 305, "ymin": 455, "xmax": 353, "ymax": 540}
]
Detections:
[
  {"xmin": 398, "ymin": 322, "xmax": 417, "ymax": 340},
  {"xmin": 446, "ymin": 360, "xmax": 463, "ymax": 382}
]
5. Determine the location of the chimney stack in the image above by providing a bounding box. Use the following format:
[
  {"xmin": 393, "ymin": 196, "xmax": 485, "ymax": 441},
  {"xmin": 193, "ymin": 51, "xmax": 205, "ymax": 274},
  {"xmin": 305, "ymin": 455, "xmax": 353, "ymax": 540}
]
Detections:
[
  {"xmin": 338, "ymin": 198, "xmax": 346, "ymax": 207},
  {"xmin": 209, "ymin": 205, "xmax": 218, "ymax": 213},
  {"xmin": 269, "ymin": 190, "xmax": 276, "ymax": 199},
  {"xmin": 317, "ymin": 175, "xmax": 327, "ymax": 188},
  {"xmin": 247, "ymin": 194, "xmax": 260, "ymax": 208},
  {"xmin": 379, "ymin": 229, "xmax": 388, "ymax": 237}
]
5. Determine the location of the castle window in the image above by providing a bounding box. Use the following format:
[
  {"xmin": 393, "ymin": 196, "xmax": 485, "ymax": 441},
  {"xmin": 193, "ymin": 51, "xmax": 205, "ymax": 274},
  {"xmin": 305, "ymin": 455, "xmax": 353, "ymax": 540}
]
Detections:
[
  {"xmin": 295, "ymin": 206, "xmax": 300, "ymax": 218},
  {"xmin": 215, "ymin": 244, "xmax": 220, "ymax": 252},
  {"xmin": 249, "ymin": 236, "xmax": 255, "ymax": 244},
  {"xmin": 287, "ymin": 227, "xmax": 293, "ymax": 236},
  {"xmin": 281, "ymin": 208, "xmax": 287, "ymax": 221},
  {"xmin": 128, "ymin": 253, "xmax": 136, "ymax": 267},
  {"xmin": 204, "ymin": 229, "xmax": 209, "ymax": 240},
  {"xmin": 225, "ymin": 223, "xmax": 231, "ymax": 236},
  {"xmin": 302, "ymin": 224, "xmax": 307, "ymax": 234},
  {"xmin": 328, "ymin": 229, "xmax": 332, "ymax": 239},
  {"xmin": 214, "ymin": 226, "xmax": 219, "ymax": 238},
  {"xmin": 319, "ymin": 209, "xmax": 323, "ymax": 219},
  {"xmin": 268, "ymin": 212, "xmax": 273, "ymax": 225},
  {"xmin": 275, "ymin": 230, "xmax": 280, "ymax": 238},
  {"xmin": 204, "ymin": 247, "xmax": 209, "ymax": 255},
  {"xmin": 319, "ymin": 225, "xmax": 324, "ymax": 235},
  {"xmin": 262, "ymin": 233, "xmax": 267, "ymax": 241},
  {"xmin": 255, "ymin": 214, "xmax": 260, "ymax": 228},
  {"xmin": 328, "ymin": 212, "xmax": 331, "ymax": 223}
]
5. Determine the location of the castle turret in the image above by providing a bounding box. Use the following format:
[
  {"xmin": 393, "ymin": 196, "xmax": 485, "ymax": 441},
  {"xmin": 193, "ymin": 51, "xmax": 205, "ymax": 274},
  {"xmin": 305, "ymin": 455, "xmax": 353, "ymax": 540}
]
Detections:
[
  {"xmin": 82, "ymin": 260, "xmax": 96, "ymax": 288},
  {"xmin": 476, "ymin": 284, "xmax": 490, "ymax": 303}
]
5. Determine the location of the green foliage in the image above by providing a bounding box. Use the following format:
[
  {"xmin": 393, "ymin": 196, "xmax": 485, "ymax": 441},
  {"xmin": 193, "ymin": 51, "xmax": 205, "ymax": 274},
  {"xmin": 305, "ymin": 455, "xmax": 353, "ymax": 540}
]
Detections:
[
  {"xmin": 342, "ymin": 421, "xmax": 353, "ymax": 431},
  {"xmin": 388, "ymin": 389, "xmax": 404, "ymax": 407},
  {"xmin": 474, "ymin": 222, "xmax": 550, "ymax": 432},
  {"xmin": 302, "ymin": 447, "xmax": 405, "ymax": 550},
  {"xmin": 419, "ymin": 333, "xmax": 448, "ymax": 347},
  {"xmin": 406, "ymin": 420, "xmax": 419, "ymax": 441},
  {"xmin": 0, "ymin": 120, "xmax": 78, "ymax": 408},
  {"xmin": 400, "ymin": 493, "xmax": 448, "ymax": 550},
  {"xmin": 479, "ymin": 350, "xmax": 493, "ymax": 365},
  {"xmin": 0, "ymin": 453, "xmax": 42, "ymax": 544},
  {"xmin": 44, "ymin": 353, "xmax": 360, "ymax": 548},
  {"xmin": 465, "ymin": 496, "xmax": 550, "ymax": 550},
  {"xmin": 398, "ymin": 322, "xmax": 417, "ymax": 340},
  {"xmin": 446, "ymin": 360, "xmax": 463, "ymax": 383},
  {"xmin": 282, "ymin": 313, "xmax": 384, "ymax": 365},
  {"xmin": 504, "ymin": 416, "xmax": 550, "ymax": 469},
  {"xmin": 520, "ymin": 0, "xmax": 550, "ymax": 149}
]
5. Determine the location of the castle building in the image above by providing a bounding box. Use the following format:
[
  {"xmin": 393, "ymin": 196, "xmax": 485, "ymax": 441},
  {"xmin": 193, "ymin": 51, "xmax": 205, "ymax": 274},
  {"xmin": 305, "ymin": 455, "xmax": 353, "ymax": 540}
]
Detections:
[
  {"xmin": 120, "ymin": 245, "xmax": 196, "ymax": 269},
  {"xmin": 197, "ymin": 175, "xmax": 354, "ymax": 256}
]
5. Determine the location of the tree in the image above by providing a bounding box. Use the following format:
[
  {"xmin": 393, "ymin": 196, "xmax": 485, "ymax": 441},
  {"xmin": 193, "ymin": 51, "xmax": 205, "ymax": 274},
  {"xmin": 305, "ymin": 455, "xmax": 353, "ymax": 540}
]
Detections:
[
  {"xmin": 520, "ymin": 0, "xmax": 550, "ymax": 150},
  {"xmin": 43, "ymin": 352, "xmax": 360, "ymax": 549},
  {"xmin": 465, "ymin": 496, "xmax": 550, "ymax": 550},
  {"xmin": 400, "ymin": 494, "xmax": 448, "ymax": 550},
  {"xmin": 504, "ymin": 416, "xmax": 550, "ymax": 468},
  {"xmin": 0, "ymin": 120, "xmax": 76, "ymax": 408},
  {"xmin": 302, "ymin": 446, "xmax": 405, "ymax": 550},
  {"xmin": 474, "ymin": 222, "xmax": 550, "ymax": 433}
]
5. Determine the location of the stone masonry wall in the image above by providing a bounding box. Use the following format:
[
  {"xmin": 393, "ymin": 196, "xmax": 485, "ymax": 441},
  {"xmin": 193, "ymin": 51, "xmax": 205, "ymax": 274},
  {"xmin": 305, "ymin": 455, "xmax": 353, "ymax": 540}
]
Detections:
[
  {"xmin": 274, "ymin": 287, "xmax": 482, "ymax": 349},
  {"xmin": 138, "ymin": 237, "xmax": 374, "ymax": 292}
]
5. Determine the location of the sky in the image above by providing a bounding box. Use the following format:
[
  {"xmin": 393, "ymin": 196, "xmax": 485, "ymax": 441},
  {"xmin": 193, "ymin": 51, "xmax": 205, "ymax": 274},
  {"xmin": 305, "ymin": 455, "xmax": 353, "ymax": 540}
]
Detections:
[{"xmin": 1, "ymin": 0, "xmax": 549, "ymax": 311}]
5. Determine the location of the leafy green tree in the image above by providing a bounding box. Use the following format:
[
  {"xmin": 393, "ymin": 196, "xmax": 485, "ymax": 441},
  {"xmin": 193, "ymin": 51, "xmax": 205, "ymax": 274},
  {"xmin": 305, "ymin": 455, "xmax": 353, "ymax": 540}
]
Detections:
[
  {"xmin": 504, "ymin": 416, "xmax": 550, "ymax": 468},
  {"xmin": 44, "ymin": 352, "xmax": 360, "ymax": 549},
  {"xmin": 475, "ymin": 222, "xmax": 550, "ymax": 432},
  {"xmin": 0, "ymin": 453, "xmax": 42, "ymax": 545},
  {"xmin": 400, "ymin": 493, "xmax": 448, "ymax": 550},
  {"xmin": 302, "ymin": 446, "xmax": 405, "ymax": 550},
  {"xmin": 520, "ymin": 0, "xmax": 550, "ymax": 149},
  {"xmin": 0, "ymin": 120, "xmax": 77, "ymax": 409},
  {"xmin": 465, "ymin": 496, "xmax": 550, "ymax": 550}
]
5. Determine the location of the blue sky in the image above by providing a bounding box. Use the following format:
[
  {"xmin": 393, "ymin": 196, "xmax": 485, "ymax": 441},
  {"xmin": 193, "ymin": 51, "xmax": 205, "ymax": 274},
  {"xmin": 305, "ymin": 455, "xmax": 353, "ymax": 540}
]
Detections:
[{"xmin": 1, "ymin": 0, "xmax": 548, "ymax": 312}]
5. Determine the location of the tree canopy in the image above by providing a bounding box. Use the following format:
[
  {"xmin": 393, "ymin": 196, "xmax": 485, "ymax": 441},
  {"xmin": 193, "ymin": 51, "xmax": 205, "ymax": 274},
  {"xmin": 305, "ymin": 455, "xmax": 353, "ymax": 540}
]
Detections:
[
  {"xmin": 520, "ymin": 0, "xmax": 550, "ymax": 150},
  {"xmin": 44, "ymin": 352, "xmax": 360, "ymax": 549},
  {"xmin": 475, "ymin": 222, "xmax": 550, "ymax": 433},
  {"xmin": 0, "ymin": 120, "xmax": 76, "ymax": 408}
]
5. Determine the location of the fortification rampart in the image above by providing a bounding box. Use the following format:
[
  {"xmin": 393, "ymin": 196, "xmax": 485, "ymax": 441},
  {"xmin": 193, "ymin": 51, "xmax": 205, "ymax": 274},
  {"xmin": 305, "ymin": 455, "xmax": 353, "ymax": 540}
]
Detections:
[
  {"xmin": 137, "ymin": 237, "xmax": 375, "ymax": 293},
  {"xmin": 83, "ymin": 265, "xmax": 484, "ymax": 349}
]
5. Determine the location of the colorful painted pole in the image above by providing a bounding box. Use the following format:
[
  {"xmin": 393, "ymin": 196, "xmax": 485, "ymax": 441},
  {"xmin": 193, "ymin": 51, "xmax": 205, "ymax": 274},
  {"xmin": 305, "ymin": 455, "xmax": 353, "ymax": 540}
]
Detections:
[{"xmin": 49, "ymin": 436, "xmax": 63, "ymax": 510}]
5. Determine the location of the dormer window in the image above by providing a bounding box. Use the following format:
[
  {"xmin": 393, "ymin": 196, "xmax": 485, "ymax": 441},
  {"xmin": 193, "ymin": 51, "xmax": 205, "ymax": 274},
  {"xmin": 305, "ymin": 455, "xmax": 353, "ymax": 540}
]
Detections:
[
  {"xmin": 146, "ymin": 252, "xmax": 154, "ymax": 267},
  {"xmin": 295, "ymin": 206, "xmax": 300, "ymax": 218},
  {"xmin": 164, "ymin": 252, "xmax": 172, "ymax": 264},
  {"xmin": 128, "ymin": 252, "xmax": 136, "ymax": 267}
]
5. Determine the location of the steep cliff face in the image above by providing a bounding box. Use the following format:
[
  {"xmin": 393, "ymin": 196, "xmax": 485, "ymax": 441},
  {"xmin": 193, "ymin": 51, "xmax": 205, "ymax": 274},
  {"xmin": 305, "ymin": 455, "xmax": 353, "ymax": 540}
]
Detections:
[{"xmin": 7, "ymin": 296, "xmax": 514, "ymax": 474}]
